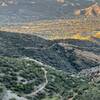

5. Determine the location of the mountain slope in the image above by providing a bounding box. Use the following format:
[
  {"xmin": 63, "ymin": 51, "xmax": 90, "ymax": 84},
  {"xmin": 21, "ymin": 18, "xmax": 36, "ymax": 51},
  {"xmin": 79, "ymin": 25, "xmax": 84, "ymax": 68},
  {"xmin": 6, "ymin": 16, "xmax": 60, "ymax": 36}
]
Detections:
[
  {"xmin": 0, "ymin": 56, "xmax": 100, "ymax": 100},
  {"xmin": 0, "ymin": 31, "xmax": 99, "ymax": 73},
  {"xmin": 0, "ymin": 0, "xmax": 99, "ymax": 23}
]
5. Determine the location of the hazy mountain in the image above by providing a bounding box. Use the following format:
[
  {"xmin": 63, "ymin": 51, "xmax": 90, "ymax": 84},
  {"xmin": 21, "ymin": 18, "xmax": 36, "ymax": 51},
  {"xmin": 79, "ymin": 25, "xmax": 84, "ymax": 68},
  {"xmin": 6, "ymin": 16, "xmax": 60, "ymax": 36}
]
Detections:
[{"xmin": 0, "ymin": 0, "xmax": 99, "ymax": 24}]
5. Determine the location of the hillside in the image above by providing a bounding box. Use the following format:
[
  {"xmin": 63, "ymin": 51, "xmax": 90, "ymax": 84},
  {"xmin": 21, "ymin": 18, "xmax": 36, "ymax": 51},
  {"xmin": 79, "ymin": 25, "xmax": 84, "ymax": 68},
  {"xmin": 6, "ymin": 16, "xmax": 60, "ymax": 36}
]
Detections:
[
  {"xmin": 0, "ymin": 56, "xmax": 100, "ymax": 100},
  {"xmin": 0, "ymin": 20, "xmax": 100, "ymax": 100},
  {"xmin": 0, "ymin": 0, "xmax": 100, "ymax": 100},
  {"xmin": 0, "ymin": 31, "xmax": 99, "ymax": 73},
  {"xmin": 0, "ymin": 17, "xmax": 100, "ymax": 41}
]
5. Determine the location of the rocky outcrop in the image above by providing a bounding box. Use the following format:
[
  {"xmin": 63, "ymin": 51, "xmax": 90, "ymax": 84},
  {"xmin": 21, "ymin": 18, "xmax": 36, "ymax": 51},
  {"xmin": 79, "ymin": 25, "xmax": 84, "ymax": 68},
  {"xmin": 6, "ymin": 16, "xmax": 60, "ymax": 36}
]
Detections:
[
  {"xmin": 75, "ymin": 3, "xmax": 100, "ymax": 16},
  {"xmin": 57, "ymin": 0, "xmax": 65, "ymax": 3}
]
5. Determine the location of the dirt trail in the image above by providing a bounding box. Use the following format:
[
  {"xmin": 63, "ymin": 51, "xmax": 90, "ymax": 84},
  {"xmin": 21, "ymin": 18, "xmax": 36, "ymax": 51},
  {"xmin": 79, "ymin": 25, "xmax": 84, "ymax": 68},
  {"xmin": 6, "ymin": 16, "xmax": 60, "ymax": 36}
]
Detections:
[{"xmin": 23, "ymin": 58, "xmax": 48, "ymax": 97}]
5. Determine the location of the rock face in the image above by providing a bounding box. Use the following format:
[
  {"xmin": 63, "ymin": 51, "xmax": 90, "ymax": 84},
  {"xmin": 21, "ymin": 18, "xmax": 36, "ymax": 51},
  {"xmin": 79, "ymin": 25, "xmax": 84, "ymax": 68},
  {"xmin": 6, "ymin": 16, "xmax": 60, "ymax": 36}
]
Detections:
[
  {"xmin": 0, "ymin": 0, "xmax": 16, "ymax": 6},
  {"xmin": 75, "ymin": 3, "xmax": 100, "ymax": 16},
  {"xmin": 57, "ymin": 0, "xmax": 65, "ymax": 3}
]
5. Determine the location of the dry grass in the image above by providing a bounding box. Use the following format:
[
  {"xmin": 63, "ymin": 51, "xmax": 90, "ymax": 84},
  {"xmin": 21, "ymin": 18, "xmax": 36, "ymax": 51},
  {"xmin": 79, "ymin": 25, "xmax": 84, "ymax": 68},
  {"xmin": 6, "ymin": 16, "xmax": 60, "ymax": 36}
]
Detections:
[{"xmin": 0, "ymin": 17, "xmax": 100, "ymax": 40}]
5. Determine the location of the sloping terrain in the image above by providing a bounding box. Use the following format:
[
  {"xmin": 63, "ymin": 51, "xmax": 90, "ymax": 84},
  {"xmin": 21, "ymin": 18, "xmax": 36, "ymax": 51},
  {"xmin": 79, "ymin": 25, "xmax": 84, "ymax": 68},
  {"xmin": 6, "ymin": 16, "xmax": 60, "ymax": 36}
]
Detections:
[
  {"xmin": 1, "ymin": 17, "xmax": 100, "ymax": 41},
  {"xmin": 0, "ymin": 1, "xmax": 100, "ymax": 100},
  {"xmin": 0, "ymin": 31, "xmax": 100, "ymax": 73},
  {"xmin": 0, "ymin": 56, "xmax": 100, "ymax": 100}
]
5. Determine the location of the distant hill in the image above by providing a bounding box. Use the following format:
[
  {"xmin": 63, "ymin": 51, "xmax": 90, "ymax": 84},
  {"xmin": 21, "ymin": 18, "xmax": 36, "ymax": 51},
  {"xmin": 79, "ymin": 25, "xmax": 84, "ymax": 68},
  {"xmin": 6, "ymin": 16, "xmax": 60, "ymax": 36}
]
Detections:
[{"xmin": 0, "ymin": 0, "xmax": 99, "ymax": 23}]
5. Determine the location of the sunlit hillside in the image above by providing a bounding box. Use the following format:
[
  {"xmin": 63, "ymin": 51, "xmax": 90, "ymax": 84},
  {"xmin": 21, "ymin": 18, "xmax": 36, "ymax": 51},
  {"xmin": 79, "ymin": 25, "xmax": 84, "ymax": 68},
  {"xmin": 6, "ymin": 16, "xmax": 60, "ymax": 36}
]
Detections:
[
  {"xmin": 70, "ymin": 32, "xmax": 100, "ymax": 41},
  {"xmin": 0, "ymin": 17, "xmax": 100, "ymax": 40},
  {"xmin": 93, "ymin": 32, "xmax": 100, "ymax": 38},
  {"xmin": 71, "ymin": 33, "xmax": 91, "ymax": 40}
]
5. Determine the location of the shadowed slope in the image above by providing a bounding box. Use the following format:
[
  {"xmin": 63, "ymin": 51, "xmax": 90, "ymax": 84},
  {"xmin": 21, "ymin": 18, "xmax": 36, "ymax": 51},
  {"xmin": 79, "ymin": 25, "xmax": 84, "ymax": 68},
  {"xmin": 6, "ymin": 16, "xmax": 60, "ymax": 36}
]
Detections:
[{"xmin": 0, "ymin": 31, "xmax": 100, "ymax": 72}]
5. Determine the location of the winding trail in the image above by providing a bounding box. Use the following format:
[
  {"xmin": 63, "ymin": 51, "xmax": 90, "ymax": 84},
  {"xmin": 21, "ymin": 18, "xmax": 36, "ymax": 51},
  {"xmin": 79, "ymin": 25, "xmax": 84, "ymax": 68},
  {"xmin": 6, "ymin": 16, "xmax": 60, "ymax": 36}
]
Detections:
[
  {"xmin": 25, "ymin": 67, "xmax": 48, "ymax": 97},
  {"xmin": 22, "ymin": 58, "xmax": 48, "ymax": 97}
]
